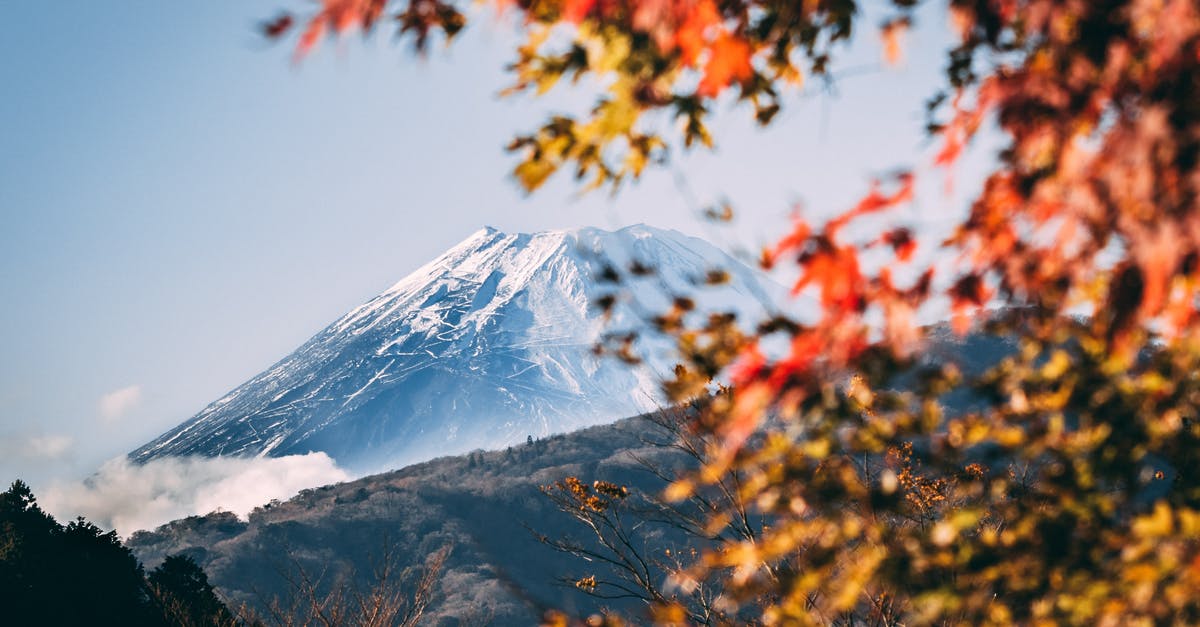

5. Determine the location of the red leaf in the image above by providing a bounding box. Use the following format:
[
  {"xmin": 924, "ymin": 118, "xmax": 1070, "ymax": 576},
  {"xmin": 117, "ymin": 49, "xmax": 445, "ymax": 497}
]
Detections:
[
  {"xmin": 766, "ymin": 216, "xmax": 811, "ymax": 268},
  {"xmin": 768, "ymin": 332, "xmax": 823, "ymax": 389},
  {"xmin": 730, "ymin": 342, "xmax": 767, "ymax": 387},
  {"xmin": 292, "ymin": 0, "xmax": 390, "ymax": 60}
]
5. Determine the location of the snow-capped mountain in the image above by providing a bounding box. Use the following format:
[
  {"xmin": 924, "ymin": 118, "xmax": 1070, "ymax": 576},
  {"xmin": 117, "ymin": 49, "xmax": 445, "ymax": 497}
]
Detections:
[{"xmin": 130, "ymin": 225, "xmax": 785, "ymax": 473}]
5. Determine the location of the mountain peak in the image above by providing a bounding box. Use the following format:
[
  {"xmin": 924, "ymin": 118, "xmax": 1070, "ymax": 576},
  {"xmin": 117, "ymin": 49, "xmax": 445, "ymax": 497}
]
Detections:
[{"xmin": 131, "ymin": 225, "xmax": 785, "ymax": 473}]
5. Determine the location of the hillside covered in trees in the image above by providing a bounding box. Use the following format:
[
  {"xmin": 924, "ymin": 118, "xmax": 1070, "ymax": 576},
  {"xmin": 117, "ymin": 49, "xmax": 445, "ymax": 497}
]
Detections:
[{"xmin": 129, "ymin": 413, "xmax": 692, "ymax": 624}]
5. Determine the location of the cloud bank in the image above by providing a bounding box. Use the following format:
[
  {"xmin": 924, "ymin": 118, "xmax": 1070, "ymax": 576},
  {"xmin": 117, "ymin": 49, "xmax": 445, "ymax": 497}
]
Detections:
[
  {"xmin": 42, "ymin": 453, "xmax": 352, "ymax": 537},
  {"xmin": 99, "ymin": 384, "xmax": 142, "ymax": 422}
]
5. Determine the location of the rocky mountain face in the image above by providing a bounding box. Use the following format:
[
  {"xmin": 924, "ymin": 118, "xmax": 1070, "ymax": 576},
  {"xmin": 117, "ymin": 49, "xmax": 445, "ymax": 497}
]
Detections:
[{"xmin": 130, "ymin": 225, "xmax": 784, "ymax": 473}]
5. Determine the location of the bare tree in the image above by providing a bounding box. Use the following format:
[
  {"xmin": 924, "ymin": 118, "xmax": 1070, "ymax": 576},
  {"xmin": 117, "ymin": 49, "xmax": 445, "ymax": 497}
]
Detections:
[
  {"xmin": 245, "ymin": 543, "xmax": 450, "ymax": 627},
  {"xmin": 534, "ymin": 404, "xmax": 772, "ymax": 626}
]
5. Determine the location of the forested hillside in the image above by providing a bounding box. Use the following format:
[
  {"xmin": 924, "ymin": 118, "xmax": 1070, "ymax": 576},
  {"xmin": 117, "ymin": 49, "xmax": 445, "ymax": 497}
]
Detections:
[{"xmin": 129, "ymin": 413, "xmax": 696, "ymax": 624}]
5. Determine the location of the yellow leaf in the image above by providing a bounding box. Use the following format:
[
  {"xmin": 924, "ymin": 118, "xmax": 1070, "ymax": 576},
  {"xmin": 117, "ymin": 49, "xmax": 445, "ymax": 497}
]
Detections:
[
  {"xmin": 514, "ymin": 159, "xmax": 556, "ymax": 191},
  {"xmin": 1132, "ymin": 502, "xmax": 1174, "ymax": 538}
]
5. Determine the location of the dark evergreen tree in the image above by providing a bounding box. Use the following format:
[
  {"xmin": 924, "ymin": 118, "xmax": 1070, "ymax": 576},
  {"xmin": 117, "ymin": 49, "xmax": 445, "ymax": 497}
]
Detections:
[
  {"xmin": 0, "ymin": 479, "xmax": 61, "ymax": 624},
  {"xmin": 58, "ymin": 517, "xmax": 159, "ymax": 625},
  {"xmin": 149, "ymin": 554, "xmax": 237, "ymax": 626},
  {"xmin": 0, "ymin": 480, "xmax": 237, "ymax": 626}
]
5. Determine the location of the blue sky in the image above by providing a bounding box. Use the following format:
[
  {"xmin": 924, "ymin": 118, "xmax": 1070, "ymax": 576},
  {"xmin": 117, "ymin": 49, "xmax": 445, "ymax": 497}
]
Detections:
[{"xmin": 0, "ymin": 1, "xmax": 996, "ymax": 489}]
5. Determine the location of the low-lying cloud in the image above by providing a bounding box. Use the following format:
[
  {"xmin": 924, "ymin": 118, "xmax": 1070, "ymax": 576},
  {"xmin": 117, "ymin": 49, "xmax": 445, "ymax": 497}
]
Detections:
[{"xmin": 42, "ymin": 453, "xmax": 352, "ymax": 537}]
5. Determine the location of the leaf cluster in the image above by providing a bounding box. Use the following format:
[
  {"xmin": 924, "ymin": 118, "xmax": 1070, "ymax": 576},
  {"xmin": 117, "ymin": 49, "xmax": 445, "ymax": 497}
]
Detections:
[{"xmin": 264, "ymin": 0, "xmax": 1200, "ymax": 623}]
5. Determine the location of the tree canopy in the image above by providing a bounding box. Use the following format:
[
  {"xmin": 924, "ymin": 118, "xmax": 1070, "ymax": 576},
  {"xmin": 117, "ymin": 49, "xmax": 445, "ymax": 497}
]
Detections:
[
  {"xmin": 266, "ymin": 0, "xmax": 1200, "ymax": 623},
  {"xmin": 0, "ymin": 480, "xmax": 236, "ymax": 626}
]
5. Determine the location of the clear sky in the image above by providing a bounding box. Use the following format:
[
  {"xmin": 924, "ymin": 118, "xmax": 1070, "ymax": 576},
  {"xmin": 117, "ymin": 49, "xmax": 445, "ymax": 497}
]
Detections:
[{"xmin": 0, "ymin": 1, "xmax": 996, "ymax": 490}]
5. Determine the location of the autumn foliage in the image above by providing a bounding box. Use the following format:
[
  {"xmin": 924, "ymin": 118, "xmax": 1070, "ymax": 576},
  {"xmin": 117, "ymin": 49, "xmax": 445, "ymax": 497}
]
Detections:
[{"xmin": 267, "ymin": 0, "xmax": 1200, "ymax": 624}]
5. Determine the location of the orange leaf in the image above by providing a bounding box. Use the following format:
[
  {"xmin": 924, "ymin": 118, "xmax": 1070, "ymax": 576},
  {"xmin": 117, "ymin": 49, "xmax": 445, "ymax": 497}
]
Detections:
[
  {"xmin": 698, "ymin": 34, "xmax": 753, "ymax": 97},
  {"xmin": 801, "ymin": 249, "xmax": 863, "ymax": 310},
  {"xmin": 880, "ymin": 18, "xmax": 909, "ymax": 66}
]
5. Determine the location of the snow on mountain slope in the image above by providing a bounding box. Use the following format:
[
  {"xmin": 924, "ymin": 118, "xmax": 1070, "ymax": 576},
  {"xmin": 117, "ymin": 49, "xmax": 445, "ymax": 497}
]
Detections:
[{"xmin": 130, "ymin": 225, "xmax": 788, "ymax": 473}]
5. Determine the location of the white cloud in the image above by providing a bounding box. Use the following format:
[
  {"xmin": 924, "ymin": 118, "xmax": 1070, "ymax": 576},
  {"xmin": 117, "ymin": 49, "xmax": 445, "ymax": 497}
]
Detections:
[
  {"xmin": 41, "ymin": 453, "xmax": 352, "ymax": 537},
  {"xmin": 0, "ymin": 433, "xmax": 73, "ymax": 461},
  {"xmin": 27, "ymin": 434, "xmax": 73, "ymax": 459},
  {"xmin": 98, "ymin": 384, "xmax": 142, "ymax": 422}
]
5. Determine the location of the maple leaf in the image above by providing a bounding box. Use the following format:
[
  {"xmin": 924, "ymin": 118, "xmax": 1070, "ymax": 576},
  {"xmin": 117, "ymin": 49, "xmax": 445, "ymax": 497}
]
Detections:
[{"xmin": 698, "ymin": 34, "xmax": 753, "ymax": 97}]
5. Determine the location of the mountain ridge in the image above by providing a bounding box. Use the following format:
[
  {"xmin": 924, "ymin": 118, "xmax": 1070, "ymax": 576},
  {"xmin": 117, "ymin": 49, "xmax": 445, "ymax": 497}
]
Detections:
[{"xmin": 130, "ymin": 224, "xmax": 785, "ymax": 473}]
